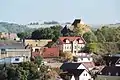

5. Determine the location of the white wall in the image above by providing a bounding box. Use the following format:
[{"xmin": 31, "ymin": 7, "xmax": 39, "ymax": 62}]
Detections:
[
  {"xmin": 71, "ymin": 76, "xmax": 75, "ymax": 80},
  {"xmin": 77, "ymin": 57, "xmax": 93, "ymax": 63},
  {"xmin": 60, "ymin": 38, "xmax": 85, "ymax": 55},
  {"xmin": 63, "ymin": 44, "xmax": 72, "ymax": 52},
  {"xmin": 79, "ymin": 70, "xmax": 92, "ymax": 80}
]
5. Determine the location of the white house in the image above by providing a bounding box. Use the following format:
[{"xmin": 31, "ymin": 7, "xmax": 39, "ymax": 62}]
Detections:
[
  {"xmin": 60, "ymin": 63, "xmax": 93, "ymax": 80},
  {"xmin": 57, "ymin": 37, "xmax": 86, "ymax": 55},
  {"xmin": 74, "ymin": 53, "xmax": 95, "ymax": 70}
]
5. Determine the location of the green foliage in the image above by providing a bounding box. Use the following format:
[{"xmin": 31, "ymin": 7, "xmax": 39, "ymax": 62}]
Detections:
[
  {"xmin": 0, "ymin": 61, "xmax": 55, "ymax": 80},
  {"xmin": 31, "ymin": 26, "xmax": 62, "ymax": 42},
  {"xmin": 95, "ymin": 29, "xmax": 106, "ymax": 42},
  {"xmin": 83, "ymin": 32, "xmax": 98, "ymax": 43},
  {"xmin": 85, "ymin": 43, "xmax": 99, "ymax": 53},
  {"xmin": 34, "ymin": 56, "xmax": 43, "ymax": 66}
]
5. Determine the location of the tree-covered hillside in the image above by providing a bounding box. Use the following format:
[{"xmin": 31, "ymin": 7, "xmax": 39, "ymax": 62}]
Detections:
[{"xmin": 0, "ymin": 22, "xmax": 33, "ymax": 33}]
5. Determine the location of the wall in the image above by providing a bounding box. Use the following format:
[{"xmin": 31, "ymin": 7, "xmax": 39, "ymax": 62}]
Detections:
[
  {"xmin": 24, "ymin": 39, "xmax": 52, "ymax": 47},
  {"xmin": 63, "ymin": 44, "xmax": 72, "ymax": 52},
  {"xmin": 0, "ymin": 49, "xmax": 31, "ymax": 62},
  {"xmin": 77, "ymin": 57, "xmax": 93, "ymax": 63},
  {"xmin": 79, "ymin": 70, "xmax": 92, "ymax": 80}
]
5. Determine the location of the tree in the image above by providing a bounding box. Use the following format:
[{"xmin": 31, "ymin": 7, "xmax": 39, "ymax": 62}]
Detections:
[
  {"xmin": 85, "ymin": 43, "xmax": 99, "ymax": 54},
  {"xmin": 95, "ymin": 29, "xmax": 106, "ymax": 42},
  {"xmin": 60, "ymin": 52, "xmax": 73, "ymax": 61},
  {"xmin": 73, "ymin": 24, "xmax": 84, "ymax": 36},
  {"xmin": 34, "ymin": 56, "xmax": 43, "ymax": 67},
  {"xmin": 31, "ymin": 29, "xmax": 42, "ymax": 39},
  {"xmin": 83, "ymin": 32, "xmax": 97, "ymax": 43},
  {"xmin": 17, "ymin": 32, "xmax": 31, "ymax": 39},
  {"xmin": 31, "ymin": 26, "xmax": 62, "ymax": 42},
  {"xmin": 73, "ymin": 24, "xmax": 91, "ymax": 36}
]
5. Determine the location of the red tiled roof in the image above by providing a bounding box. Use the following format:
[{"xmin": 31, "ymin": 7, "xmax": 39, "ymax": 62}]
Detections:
[
  {"xmin": 58, "ymin": 36, "xmax": 85, "ymax": 44},
  {"xmin": 41, "ymin": 47, "xmax": 59, "ymax": 58}
]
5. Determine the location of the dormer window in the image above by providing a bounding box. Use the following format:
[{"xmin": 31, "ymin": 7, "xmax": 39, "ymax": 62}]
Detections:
[
  {"xmin": 63, "ymin": 38, "xmax": 70, "ymax": 43},
  {"xmin": 100, "ymin": 72, "xmax": 102, "ymax": 75},
  {"xmin": 108, "ymin": 72, "xmax": 111, "ymax": 76},
  {"xmin": 116, "ymin": 72, "xmax": 119, "ymax": 76}
]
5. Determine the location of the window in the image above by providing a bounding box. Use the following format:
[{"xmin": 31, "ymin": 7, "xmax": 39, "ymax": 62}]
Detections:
[
  {"xmin": 88, "ymin": 58, "xmax": 90, "ymax": 61},
  {"xmin": 1, "ymin": 49, "xmax": 6, "ymax": 54},
  {"xmin": 100, "ymin": 72, "xmax": 102, "ymax": 74},
  {"xmin": 35, "ymin": 49, "xmax": 39, "ymax": 52},
  {"xmin": 81, "ymin": 58, "xmax": 83, "ymax": 61},
  {"xmin": 67, "ymin": 46, "xmax": 69, "ymax": 49},
  {"xmin": 74, "ymin": 51, "xmax": 76, "ymax": 53},
  {"xmin": 36, "ymin": 44, "xmax": 38, "ymax": 46},
  {"xmin": 75, "ymin": 46, "xmax": 77, "ymax": 49},
  {"xmin": 15, "ymin": 58, "xmax": 19, "ymax": 61},
  {"xmin": 84, "ymin": 74, "xmax": 86, "ymax": 76},
  {"xmin": 26, "ymin": 56, "xmax": 28, "ymax": 59},
  {"xmin": 83, "ymin": 74, "xmax": 87, "ymax": 76}
]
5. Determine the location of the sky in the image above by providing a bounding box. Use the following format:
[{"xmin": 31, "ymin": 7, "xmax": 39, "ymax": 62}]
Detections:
[{"xmin": 0, "ymin": 0, "xmax": 120, "ymax": 24}]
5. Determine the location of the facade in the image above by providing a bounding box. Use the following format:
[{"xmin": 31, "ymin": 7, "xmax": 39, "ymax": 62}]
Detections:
[
  {"xmin": 24, "ymin": 39, "xmax": 52, "ymax": 47},
  {"xmin": 0, "ymin": 49, "xmax": 31, "ymax": 62},
  {"xmin": 74, "ymin": 53, "xmax": 95, "ymax": 70},
  {"xmin": 57, "ymin": 37, "xmax": 86, "ymax": 55},
  {"xmin": 74, "ymin": 53, "xmax": 93, "ymax": 62}
]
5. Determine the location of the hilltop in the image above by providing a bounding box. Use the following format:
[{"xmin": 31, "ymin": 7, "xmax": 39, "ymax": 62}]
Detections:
[{"xmin": 0, "ymin": 22, "xmax": 33, "ymax": 33}]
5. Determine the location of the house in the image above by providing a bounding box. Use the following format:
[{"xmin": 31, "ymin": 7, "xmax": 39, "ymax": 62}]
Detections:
[
  {"xmin": 97, "ymin": 66, "xmax": 120, "ymax": 80},
  {"xmin": 0, "ymin": 49, "xmax": 31, "ymax": 62},
  {"xmin": 57, "ymin": 36, "xmax": 86, "ymax": 55},
  {"xmin": 60, "ymin": 63, "xmax": 92, "ymax": 80},
  {"xmin": 103, "ymin": 54, "xmax": 120, "ymax": 66},
  {"xmin": 74, "ymin": 53, "xmax": 93, "ymax": 62},
  {"xmin": 74, "ymin": 53, "xmax": 95, "ymax": 70},
  {"xmin": 0, "ymin": 42, "xmax": 31, "ymax": 62},
  {"xmin": 24, "ymin": 39, "xmax": 52, "ymax": 53}
]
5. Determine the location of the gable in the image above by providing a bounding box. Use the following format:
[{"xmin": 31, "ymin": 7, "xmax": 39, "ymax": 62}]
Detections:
[
  {"xmin": 77, "ymin": 64, "xmax": 87, "ymax": 70},
  {"xmin": 115, "ymin": 58, "xmax": 120, "ymax": 66}
]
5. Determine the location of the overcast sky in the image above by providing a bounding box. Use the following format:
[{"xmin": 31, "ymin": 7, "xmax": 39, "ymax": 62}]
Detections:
[{"xmin": 0, "ymin": 0, "xmax": 120, "ymax": 24}]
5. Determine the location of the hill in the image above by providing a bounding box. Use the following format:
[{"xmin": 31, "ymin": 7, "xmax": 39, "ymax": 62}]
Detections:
[{"xmin": 0, "ymin": 22, "xmax": 33, "ymax": 33}]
